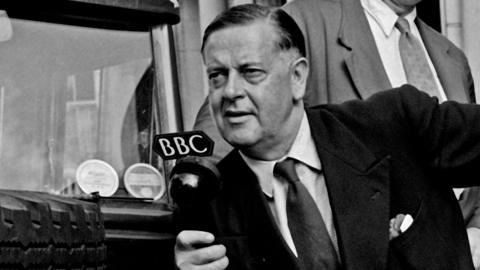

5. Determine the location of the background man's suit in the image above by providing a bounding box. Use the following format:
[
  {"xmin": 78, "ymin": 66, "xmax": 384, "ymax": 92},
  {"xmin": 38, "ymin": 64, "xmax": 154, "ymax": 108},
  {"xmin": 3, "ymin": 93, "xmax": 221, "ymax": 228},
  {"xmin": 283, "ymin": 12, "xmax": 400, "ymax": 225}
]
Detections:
[
  {"xmin": 282, "ymin": 0, "xmax": 474, "ymax": 104},
  {"xmin": 177, "ymin": 86, "xmax": 479, "ymax": 270}
]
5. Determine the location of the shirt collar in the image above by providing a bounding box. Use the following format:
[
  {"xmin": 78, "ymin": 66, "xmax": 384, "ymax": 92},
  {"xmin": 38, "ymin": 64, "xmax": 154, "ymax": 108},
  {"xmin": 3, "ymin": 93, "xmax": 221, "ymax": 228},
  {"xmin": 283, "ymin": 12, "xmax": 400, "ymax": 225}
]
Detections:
[
  {"xmin": 240, "ymin": 112, "xmax": 321, "ymax": 197},
  {"xmin": 288, "ymin": 114, "xmax": 321, "ymax": 171},
  {"xmin": 361, "ymin": 0, "xmax": 417, "ymax": 37}
]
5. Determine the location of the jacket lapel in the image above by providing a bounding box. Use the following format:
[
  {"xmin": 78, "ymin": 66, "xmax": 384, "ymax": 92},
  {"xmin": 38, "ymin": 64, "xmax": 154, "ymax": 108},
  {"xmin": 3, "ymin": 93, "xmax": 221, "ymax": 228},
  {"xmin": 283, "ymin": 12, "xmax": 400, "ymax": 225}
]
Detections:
[
  {"xmin": 417, "ymin": 19, "xmax": 469, "ymax": 103},
  {"xmin": 339, "ymin": 0, "xmax": 391, "ymax": 99},
  {"xmin": 226, "ymin": 152, "xmax": 301, "ymax": 270},
  {"xmin": 307, "ymin": 109, "xmax": 391, "ymax": 270}
]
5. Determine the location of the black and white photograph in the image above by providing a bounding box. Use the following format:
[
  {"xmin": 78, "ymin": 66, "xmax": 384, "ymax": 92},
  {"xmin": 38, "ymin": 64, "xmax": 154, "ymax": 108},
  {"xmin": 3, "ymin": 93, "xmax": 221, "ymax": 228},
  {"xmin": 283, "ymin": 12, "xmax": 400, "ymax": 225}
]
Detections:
[{"xmin": 1, "ymin": 0, "xmax": 480, "ymax": 269}]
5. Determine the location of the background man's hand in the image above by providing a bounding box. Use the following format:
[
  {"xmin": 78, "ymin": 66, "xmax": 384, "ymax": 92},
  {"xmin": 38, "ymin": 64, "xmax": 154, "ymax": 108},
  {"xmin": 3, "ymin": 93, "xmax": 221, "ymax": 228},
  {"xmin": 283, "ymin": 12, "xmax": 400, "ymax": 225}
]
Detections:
[
  {"xmin": 467, "ymin": 227, "xmax": 480, "ymax": 269},
  {"xmin": 175, "ymin": 230, "xmax": 229, "ymax": 270}
]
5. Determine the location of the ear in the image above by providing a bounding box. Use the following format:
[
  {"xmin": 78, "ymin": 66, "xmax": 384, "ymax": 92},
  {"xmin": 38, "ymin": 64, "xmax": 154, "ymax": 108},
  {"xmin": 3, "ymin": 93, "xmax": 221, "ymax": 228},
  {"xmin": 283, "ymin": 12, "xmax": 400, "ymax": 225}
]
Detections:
[{"xmin": 290, "ymin": 57, "xmax": 308, "ymax": 101}]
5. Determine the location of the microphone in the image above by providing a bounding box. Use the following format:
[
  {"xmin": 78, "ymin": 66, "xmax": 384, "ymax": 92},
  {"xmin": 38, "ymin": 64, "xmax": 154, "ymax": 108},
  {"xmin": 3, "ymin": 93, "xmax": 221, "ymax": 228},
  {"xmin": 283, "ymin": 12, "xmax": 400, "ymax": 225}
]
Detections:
[
  {"xmin": 153, "ymin": 130, "xmax": 220, "ymax": 230},
  {"xmin": 169, "ymin": 156, "xmax": 221, "ymax": 208}
]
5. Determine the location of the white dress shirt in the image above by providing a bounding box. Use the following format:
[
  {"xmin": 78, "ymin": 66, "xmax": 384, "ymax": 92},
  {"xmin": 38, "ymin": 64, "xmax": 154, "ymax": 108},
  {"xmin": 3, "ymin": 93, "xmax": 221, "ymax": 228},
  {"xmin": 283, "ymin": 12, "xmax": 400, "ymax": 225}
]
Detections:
[
  {"xmin": 240, "ymin": 113, "xmax": 339, "ymax": 258},
  {"xmin": 360, "ymin": 0, "xmax": 447, "ymax": 102}
]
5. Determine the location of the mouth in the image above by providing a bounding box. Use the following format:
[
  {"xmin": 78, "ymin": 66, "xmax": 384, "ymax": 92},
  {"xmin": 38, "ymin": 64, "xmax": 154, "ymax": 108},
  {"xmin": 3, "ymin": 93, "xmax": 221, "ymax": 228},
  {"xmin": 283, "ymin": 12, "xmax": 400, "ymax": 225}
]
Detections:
[{"xmin": 223, "ymin": 110, "xmax": 252, "ymax": 123}]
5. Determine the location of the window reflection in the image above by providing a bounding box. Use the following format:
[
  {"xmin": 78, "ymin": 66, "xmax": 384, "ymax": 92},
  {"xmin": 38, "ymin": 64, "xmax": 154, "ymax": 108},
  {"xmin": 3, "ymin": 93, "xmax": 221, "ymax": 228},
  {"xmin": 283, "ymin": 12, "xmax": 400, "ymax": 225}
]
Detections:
[{"xmin": 0, "ymin": 16, "xmax": 164, "ymax": 199}]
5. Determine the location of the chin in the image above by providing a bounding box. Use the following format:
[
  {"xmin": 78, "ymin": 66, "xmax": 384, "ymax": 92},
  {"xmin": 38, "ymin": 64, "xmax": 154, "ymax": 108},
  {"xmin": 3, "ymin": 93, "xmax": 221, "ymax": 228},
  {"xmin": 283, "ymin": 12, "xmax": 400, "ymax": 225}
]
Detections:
[
  {"xmin": 224, "ymin": 131, "xmax": 259, "ymax": 148},
  {"xmin": 227, "ymin": 137, "xmax": 257, "ymax": 148}
]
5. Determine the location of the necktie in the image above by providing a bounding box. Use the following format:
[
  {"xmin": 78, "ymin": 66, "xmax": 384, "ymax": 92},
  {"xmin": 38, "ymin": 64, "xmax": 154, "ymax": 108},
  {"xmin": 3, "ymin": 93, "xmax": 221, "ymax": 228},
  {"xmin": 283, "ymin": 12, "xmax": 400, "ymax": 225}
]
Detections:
[
  {"xmin": 274, "ymin": 159, "xmax": 340, "ymax": 270},
  {"xmin": 395, "ymin": 17, "xmax": 441, "ymax": 99}
]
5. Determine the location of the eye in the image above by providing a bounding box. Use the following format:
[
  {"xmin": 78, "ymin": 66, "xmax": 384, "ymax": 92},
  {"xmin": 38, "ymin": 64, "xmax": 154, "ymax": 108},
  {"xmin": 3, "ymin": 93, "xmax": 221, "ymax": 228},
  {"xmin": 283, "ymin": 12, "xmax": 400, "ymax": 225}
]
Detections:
[
  {"xmin": 208, "ymin": 71, "xmax": 227, "ymax": 88},
  {"xmin": 243, "ymin": 68, "xmax": 265, "ymax": 83}
]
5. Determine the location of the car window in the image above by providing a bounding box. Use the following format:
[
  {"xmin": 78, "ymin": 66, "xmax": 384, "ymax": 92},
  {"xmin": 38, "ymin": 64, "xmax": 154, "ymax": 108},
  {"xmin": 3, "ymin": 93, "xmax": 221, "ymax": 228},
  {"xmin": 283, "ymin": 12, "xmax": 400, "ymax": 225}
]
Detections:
[{"xmin": 0, "ymin": 13, "xmax": 167, "ymax": 201}]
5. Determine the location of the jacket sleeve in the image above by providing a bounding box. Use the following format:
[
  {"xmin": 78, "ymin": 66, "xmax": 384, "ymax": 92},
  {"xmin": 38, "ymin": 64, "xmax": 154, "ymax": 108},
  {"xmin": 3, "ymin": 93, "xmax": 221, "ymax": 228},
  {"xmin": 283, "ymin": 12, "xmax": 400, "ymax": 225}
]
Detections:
[{"xmin": 382, "ymin": 85, "xmax": 480, "ymax": 187}]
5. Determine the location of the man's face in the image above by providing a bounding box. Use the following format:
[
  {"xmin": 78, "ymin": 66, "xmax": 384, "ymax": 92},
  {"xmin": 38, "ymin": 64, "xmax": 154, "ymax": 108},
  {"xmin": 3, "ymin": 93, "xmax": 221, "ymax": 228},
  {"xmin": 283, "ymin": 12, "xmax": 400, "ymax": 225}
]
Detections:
[
  {"xmin": 383, "ymin": 0, "xmax": 422, "ymax": 15},
  {"xmin": 202, "ymin": 21, "xmax": 304, "ymax": 158}
]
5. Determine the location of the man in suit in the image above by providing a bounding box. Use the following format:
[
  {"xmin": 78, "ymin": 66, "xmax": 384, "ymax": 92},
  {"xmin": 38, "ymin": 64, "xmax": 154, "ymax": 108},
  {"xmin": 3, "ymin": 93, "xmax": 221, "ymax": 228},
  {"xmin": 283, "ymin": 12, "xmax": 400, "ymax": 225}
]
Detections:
[
  {"xmin": 174, "ymin": 4, "xmax": 480, "ymax": 270},
  {"xmin": 191, "ymin": 0, "xmax": 480, "ymax": 265}
]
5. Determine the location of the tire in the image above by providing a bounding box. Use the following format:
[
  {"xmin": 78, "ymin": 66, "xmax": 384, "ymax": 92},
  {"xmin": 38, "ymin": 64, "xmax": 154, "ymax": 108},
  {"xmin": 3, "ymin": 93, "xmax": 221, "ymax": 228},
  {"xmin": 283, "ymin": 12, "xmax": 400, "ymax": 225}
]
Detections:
[{"xmin": 0, "ymin": 190, "xmax": 106, "ymax": 269}]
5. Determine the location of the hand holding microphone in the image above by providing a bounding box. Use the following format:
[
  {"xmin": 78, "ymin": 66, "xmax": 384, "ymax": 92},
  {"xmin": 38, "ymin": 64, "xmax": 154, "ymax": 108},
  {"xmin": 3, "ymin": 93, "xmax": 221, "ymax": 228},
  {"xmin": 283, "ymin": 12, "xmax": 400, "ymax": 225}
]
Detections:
[
  {"xmin": 170, "ymin": 156, "xmax": 226, "ymax": 269},
  {"xmin": 175, "ymin": 230, "xmax": 228, "ymax": 270}
]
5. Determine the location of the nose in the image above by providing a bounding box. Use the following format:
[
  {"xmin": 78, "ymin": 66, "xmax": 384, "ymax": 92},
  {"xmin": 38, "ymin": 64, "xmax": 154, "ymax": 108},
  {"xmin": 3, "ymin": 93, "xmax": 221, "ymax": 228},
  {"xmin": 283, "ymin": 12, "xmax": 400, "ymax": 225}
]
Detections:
[{"xmin": 223, "ymin": 72, "xmax": 244, "ymax": 100}]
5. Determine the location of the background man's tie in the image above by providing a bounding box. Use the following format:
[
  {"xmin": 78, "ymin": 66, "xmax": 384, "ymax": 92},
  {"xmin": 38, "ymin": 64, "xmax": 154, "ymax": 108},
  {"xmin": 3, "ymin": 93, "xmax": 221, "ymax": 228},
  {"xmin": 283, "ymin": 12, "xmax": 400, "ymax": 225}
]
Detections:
[
  {"xmin": 395, "ymin": 16, "xmax": 441, "ymax": 99},
  {"xmin": 274, "ymin": 159, "xmax": 340, "ymax": 270}
]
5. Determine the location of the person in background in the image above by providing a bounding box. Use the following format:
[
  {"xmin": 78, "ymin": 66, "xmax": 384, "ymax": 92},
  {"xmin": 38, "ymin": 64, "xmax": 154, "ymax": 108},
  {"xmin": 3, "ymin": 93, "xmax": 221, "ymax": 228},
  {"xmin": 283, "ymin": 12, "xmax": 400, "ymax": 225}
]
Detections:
[
  {"xmin": 175, "ymin": 4, "xmax": 480, "ymax": 270},
  {"xmin": 192, "ymin": 0, "xmax": 480, "ymax": 266}
]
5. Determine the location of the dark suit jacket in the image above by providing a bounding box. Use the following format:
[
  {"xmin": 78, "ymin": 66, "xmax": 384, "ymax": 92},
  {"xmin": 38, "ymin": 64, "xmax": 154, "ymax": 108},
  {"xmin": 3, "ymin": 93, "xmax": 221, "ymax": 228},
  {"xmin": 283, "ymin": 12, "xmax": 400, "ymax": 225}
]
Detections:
[{"xmin": 177, "ymin": 86, "xmax": 479, "ymax": 270}]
